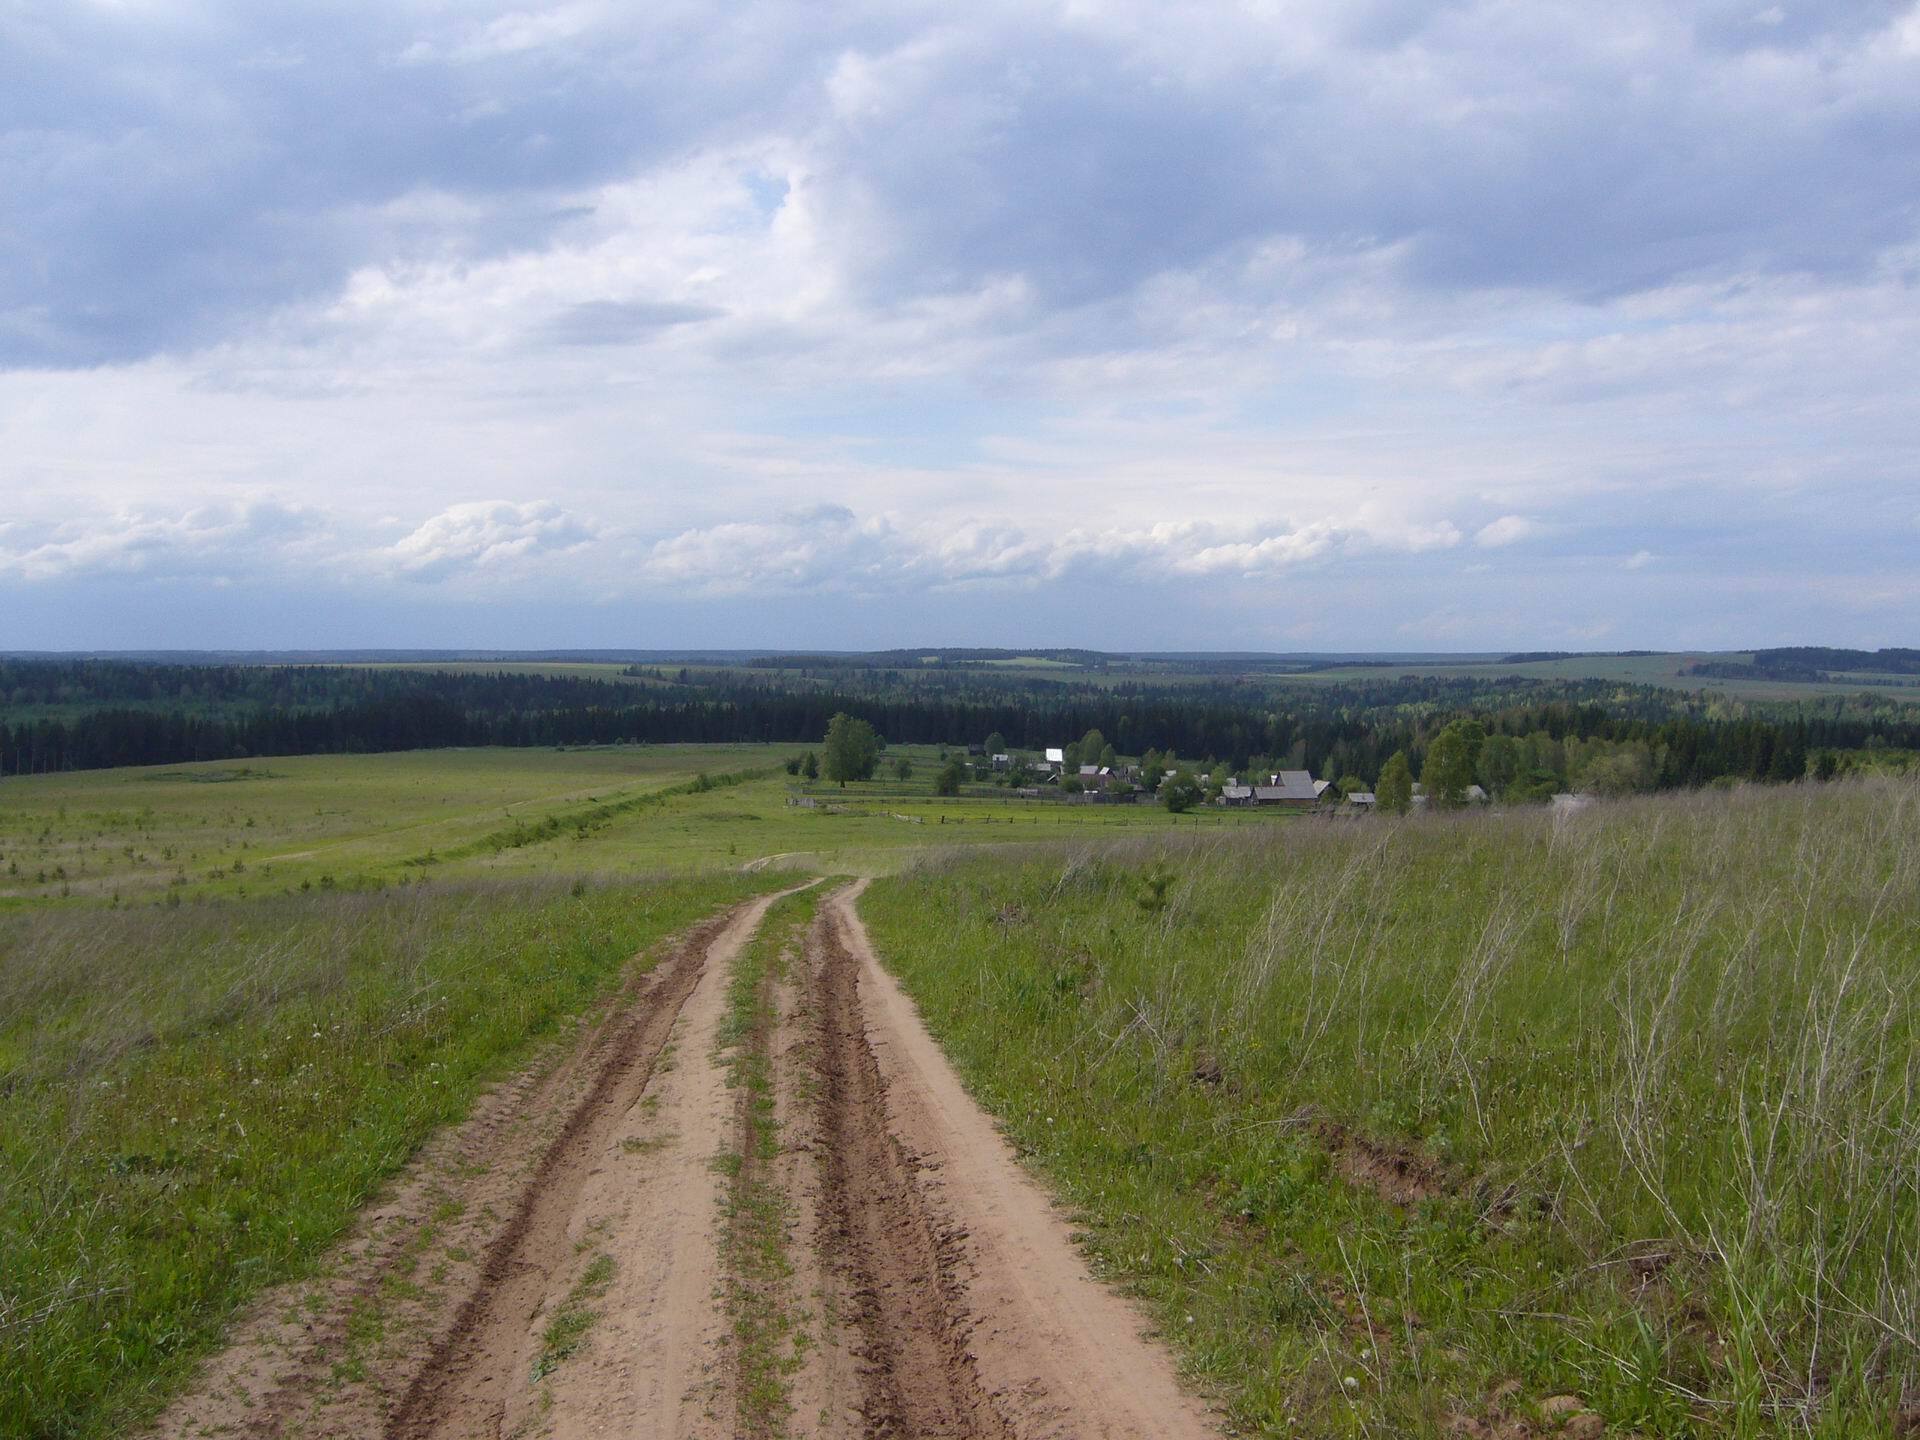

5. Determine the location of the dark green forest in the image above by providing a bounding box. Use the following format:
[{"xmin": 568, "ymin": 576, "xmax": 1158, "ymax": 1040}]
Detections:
[{"xmin": 4, "ymin": 658, "xmax": 1918, "ymax": 794}]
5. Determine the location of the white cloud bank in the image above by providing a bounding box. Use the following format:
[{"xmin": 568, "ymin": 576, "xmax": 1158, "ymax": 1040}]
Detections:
[{"xmin": 1, "ymin": 0, "xmax": 1917, "ymax": 646}]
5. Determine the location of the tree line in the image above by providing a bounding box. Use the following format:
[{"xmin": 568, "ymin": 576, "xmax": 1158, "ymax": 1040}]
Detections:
[{"xmin": 3, "ymin": 660, "xmax": 1918, "ymax": 789}]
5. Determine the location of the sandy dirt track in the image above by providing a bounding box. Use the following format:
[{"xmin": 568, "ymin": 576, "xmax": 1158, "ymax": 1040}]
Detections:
[{"xmin": 155, "ymin": 884, "xmax": 1220, "ymax": 1440}]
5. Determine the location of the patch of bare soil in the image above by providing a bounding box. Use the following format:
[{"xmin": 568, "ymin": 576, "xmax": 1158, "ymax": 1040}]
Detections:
[
  {"xmin": 818, "ymin": 881, "xmax": 1224, "ymax": 1439},
  {"xmin": 769, "ymin": 942, "xmax": 862, "ymax": 1437},
  {"xmin": 1316, "ymin": 1121, "xmax": 1453, "ymax": 1208},
  {"xmin": 806, "ymin": 893, "xmax": 1013, "ymax": 1439},
  {"xmin": 391, "ymin": 894, "xmax": 781, "ymax": 1440}
]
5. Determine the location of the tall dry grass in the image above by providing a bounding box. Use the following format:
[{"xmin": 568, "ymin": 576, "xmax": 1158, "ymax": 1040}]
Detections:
[{"xmin": 862, "ymin": 777, "xmax": 1920, "ymax": 1435}]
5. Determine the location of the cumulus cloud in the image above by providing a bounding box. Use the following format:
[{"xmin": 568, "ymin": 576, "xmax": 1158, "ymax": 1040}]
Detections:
[
  {"xmin": 8, "ymin": 1, "xmax": 1920, "ymax": 367},
  {"xmin": 1474, "ymin": 515, "xmax": 1542, "ymax": 548},
  {"xmin": 3, "ymin": 2, "xmax": 1918, "ymax": 646},
  {"xmin": 383, "ymin": 501, "xmax": 598, "ymax": 582},
  {"xmin": 638, "ymin": 506, "xmax": 1467, "ymax": 596},
  {"xmin": 0, "ymin": 502, "xmax": 327, "ymax": 583}
]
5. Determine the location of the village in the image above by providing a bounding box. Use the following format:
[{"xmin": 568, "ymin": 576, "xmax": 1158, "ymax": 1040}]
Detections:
[{"xmin": 976, "ymin": 744, "xmax": 1490, "ymax": 811}]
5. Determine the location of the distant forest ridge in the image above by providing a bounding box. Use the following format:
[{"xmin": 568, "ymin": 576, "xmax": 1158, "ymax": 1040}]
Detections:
[
  {"xmin": 2, "ymin": 656, "xmax": 1918, "ymax": 788},
  {"xmin": 1687, "ymin": 648, "xmax": 1920, "ymax": 683},
  {"xmin": 7, "ymin": 645, "xmax": 1918, "ymax": 673}
]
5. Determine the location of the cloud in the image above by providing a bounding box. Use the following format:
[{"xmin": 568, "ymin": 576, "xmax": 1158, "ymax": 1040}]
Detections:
[
  {"xmin": 638, "ymin": 505, "xmax": 1465, "ymax": 596},
  {"xmin": 383, "ymin": 501, "xmax": 598, "ymax": 582},
  {"xmin": 2, "ymin": 3, "xmax": 1918, "ymax": 648},
  {"xmin": 0, "ymin": 502, "xmax": 326, "ymax": 583},
  {"xmin": 1624, "ymin": 549, "xmax": 1657, "ymax": 569},
  {"xmin": 1474, "ymin": 515, "xmax": 1542, "ymax": 548},
  {"xmin": 533, "ymin": 299, "xmax": 725, "ymax": 346},
  {"xmin": 8, "ymin": 2, "xmax": 1920, "ymax": 367}
]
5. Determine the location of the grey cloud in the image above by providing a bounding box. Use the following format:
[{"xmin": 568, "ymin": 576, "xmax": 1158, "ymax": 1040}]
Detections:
[
  {"xmin": 534, "ymin": 299, "xmax": 725, "ymax": 346},
  {"xmin": 8, "ymin": 2, "xmax": 1919, "ymax": 368},
  {"xmin": 0, "ymin": 1, "xmax": 836, "ymax": 365},
  {"xmin": 819, "ymin": 5, "xmax": 1920, "ymax": 314}
]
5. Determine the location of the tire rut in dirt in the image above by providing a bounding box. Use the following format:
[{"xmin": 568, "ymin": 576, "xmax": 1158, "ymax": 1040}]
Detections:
[
  {"xmin": 808, "ymin": 902, "xmax": 1014, "ymax": 1440},
  {"xmin": 385, "ymin": 909, "xmax": 734, "ymax": 1440}
]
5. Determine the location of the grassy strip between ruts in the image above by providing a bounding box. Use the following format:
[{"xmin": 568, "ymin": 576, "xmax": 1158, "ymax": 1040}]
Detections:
[
  {"xmin": 0, "ymin": 869, "xmax": 783, "ymax": 1440},
  {"xmin": 858, "ymin": 778, "xmax": 1920, "ymax": 1439},
  {"xmin": 715, "ymin": 883, "xmax": 827, "ymax": 1438}
]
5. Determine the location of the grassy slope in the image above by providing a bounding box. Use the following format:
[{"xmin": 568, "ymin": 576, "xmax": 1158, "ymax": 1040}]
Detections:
[
  {"xmin": 0, "ymin": 743, "xmax": 1263, "ymax": 1437},
  {"xmin": 0, "ymin": 870, "xmax": 779, "ymax": 1439},
  {"xmin": 859, "ymin": 780, "xmax": 1920, "ymax": 1437}
]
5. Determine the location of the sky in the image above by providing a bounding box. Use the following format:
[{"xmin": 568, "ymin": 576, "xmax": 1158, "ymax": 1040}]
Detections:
[{"xmin": 3, "ymin": 0, "xmax": 1918, "ymax": 652}]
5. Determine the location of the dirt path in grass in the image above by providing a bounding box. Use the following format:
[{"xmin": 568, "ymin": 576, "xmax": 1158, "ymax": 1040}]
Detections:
[
  {"xmin": 155, "ymin": 881, "xmax": 1218, "ymax": 1440},
  {"xmin": 152, "ymin": 893, "xmax": 787, "ymax": 1440},
  {"xmin": 797, "ymin": 882, "xmax": 1222, "ymax": 1439}
]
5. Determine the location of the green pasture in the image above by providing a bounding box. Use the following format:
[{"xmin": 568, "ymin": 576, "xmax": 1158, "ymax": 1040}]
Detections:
[
  {"xmin": 0, "ymin": 868, "xmax": 782, "ymax": 1439},
  {"xmin": 0, "ymin": 744, "xmax": 1289, "ymax": 904}
]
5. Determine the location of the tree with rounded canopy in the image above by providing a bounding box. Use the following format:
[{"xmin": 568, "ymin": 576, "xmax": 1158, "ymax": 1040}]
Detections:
[
  {"xmin": 800, "ymin": 751, "xmax": 819, "ymax": 780},
  {"xmin": 983, "ymin": 731, "xmax": 1007, "ymax": 757},
  {"xmin": 821, "ymin": 713, "xmax": 880, "ymax": 787},
  {"xmin": 934, "ymin": 758, "xmax": 965, "ymax": 796},
  {"xmin": 1161, "ymin": 769, "xmax": 1203, "ymax": 813},
  {"xmin": 1423, "ymin": 727, "xmax": 1475, "ymax": 809},
  {"xmin": 1376, "ymin": 751, "xmax": 1414, "ymax": 814},
  {"xmin": 1477, "ymin": 734, "xmax": 1520, "ymax": 798},
  {"xmin": 1336, "ymin": 773, "xmax": 1369, "ymax": 798},
  {"xmin": 1070, "ymin": 728, "xmax": 1107, "ymax": 768}
]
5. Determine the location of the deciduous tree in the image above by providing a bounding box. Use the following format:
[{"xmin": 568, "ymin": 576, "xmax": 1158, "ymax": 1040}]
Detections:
[
  {"xmin": 1376, "ymin": 751, "xmax": 1413, "ymax": 814},
  {"xmin": 822, "ymin": 713, "xmax": 880, "ymax": 787}
]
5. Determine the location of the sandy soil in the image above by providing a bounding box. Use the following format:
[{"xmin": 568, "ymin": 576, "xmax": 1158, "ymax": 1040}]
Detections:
[{"xmin": 154, "ymin": 883, "xmax": 1222, "ymax": 1440}]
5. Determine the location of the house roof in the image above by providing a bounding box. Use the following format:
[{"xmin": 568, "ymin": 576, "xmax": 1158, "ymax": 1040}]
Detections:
[
  {"xmin": 1257, "ymin": 771, "xmax": 1321, "ymax": 802},
  {"xmin": 1221, "ymin": 784, "xmax": 1254, "ymax": 799},
  {"xmin": 1347, "ymin": 791, "xmax": 1377, "ymax": 804}
]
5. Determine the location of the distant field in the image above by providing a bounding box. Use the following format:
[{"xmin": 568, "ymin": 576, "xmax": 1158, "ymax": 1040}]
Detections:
[
  {"xmin": 0, "ymin": 744, "xmax": 1288, "ymax": 905},
  {"xmin": 1271, "ymin": 651, "xmax": 1920, "ymax": 701},
  {"xmin": 327, "ymin": 660, "xmax": 664, "ymax": 684}
]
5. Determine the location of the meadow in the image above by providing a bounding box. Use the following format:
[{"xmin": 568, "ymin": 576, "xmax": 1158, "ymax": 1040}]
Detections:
[
  {"xmin": 0, "ymin": 743, "xmax": 1279, "ymax": 1435},
  {"xmin": 860, "ymin": 778, "xmax": 1920, "ymax": 1437},
  {"xmin": 8, "ymin": 735, "xmax": 1917, "ymax": 1437},
  {"xmin": 0, "ymin": 869, "xmax": 782, "ymax": 1439},
  {"xmin": 0, "ymin": 743, "xmax": 1286, "ymax": 906}
]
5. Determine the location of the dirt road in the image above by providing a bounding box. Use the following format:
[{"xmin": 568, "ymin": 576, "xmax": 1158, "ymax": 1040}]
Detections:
[{"xmin": 156, "ymin": 885, "xmax": 1219, "ymax": 1439}]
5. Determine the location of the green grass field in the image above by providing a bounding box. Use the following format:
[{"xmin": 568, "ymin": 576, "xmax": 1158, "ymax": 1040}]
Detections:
[
  {"xmin": 8, "ymin": 740, "xmax": 1916, "ymax": 1436},
  {"xmin": 0, "ymin": 868, "xmax": 782, "ymax": 1439},
  {"xmin": 0, "ymin": 744, "xmax": 1294, "ymax": 905},
  {"xmin": 860, "ymin": 779, "xmax": 1920, "ymax": 1437},
  {"xmin": 0, "ymin": 744, "xmax": 1262, "ymax": 1436}
]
